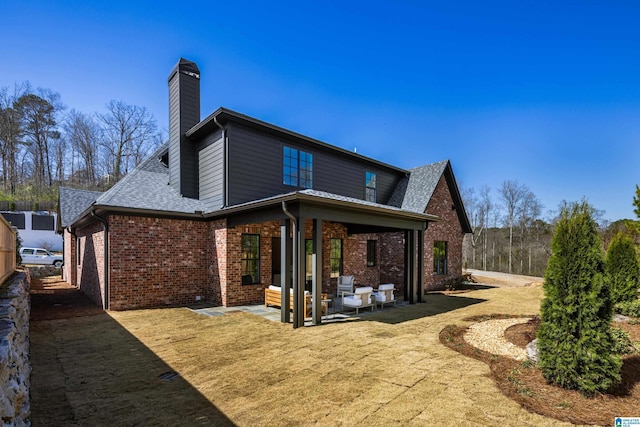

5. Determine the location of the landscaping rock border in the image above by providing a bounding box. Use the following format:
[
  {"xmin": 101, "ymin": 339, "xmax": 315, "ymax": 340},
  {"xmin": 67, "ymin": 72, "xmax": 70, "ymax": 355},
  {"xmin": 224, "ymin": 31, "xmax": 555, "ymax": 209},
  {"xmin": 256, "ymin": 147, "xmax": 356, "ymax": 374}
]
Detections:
[{"xmin": 0, "ymin": 271, "xmax": 31, "ymax": 426}]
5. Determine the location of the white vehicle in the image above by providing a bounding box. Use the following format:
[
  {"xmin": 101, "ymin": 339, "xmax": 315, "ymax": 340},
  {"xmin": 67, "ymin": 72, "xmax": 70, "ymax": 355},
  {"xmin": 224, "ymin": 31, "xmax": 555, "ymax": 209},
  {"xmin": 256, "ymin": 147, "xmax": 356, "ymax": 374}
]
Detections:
[{"xmin": 20, "ymin": 247, "xmax": 63, "ymax": 268}]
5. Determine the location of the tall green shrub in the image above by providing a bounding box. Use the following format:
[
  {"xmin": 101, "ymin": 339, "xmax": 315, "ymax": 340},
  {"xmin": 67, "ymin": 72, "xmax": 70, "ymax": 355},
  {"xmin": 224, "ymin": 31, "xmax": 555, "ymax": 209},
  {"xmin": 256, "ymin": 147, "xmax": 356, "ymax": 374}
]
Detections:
[
  {"xmin": 537, "ymin": 200, "xmax": 621, "ymax": 396},
  {"xmin": 606, "ymin": 232, "xmax": 640, "ymax": 304}
]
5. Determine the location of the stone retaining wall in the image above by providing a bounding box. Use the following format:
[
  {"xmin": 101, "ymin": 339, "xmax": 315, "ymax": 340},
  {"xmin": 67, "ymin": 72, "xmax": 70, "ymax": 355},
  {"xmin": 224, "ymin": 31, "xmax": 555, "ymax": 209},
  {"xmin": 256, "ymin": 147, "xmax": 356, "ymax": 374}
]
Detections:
[{"xmin": 0, "ymin": 271, "xmax": 31, "ymax": 426}]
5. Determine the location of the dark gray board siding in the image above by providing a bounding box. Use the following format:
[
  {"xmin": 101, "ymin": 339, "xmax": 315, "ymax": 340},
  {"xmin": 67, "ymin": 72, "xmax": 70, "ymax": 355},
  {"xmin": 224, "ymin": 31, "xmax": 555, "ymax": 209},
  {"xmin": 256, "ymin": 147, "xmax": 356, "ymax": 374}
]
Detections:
[
  {"xmin": 168, "ymin": 63, "xmax": 200, "ymax": 199},
  {"xmin": 227, "ymin": 123, "xmax": 283, "ymax": 206},
  {"xmin": 226, "ymin": 122, "xmax": 404, "ymax": 206},
  {"xmin": 168, "ymin": 74, "xmax": 181, "ymax": 195},
  {"xmin": 199, "ymin": 134, "xmax": 224, "ymax": 210}
]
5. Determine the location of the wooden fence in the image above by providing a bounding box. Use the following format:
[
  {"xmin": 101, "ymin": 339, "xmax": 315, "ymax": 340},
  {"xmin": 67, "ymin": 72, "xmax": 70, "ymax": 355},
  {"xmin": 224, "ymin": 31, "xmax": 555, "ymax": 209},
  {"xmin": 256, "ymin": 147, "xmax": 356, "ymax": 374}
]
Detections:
[
  {"xmin": 0, "ymin": 214, "xmax": 16, "ymax": 285},
  {"xmin": 0, "ymin": 200, "xmax": 57, "ymax": 212}
]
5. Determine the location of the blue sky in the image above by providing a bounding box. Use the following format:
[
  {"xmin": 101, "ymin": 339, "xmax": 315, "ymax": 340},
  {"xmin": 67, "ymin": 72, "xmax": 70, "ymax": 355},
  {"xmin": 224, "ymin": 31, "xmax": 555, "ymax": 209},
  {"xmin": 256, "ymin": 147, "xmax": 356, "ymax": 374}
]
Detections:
[{"xmin": 2, "ymin": 1, "xmax": 639, "ymax": 221}]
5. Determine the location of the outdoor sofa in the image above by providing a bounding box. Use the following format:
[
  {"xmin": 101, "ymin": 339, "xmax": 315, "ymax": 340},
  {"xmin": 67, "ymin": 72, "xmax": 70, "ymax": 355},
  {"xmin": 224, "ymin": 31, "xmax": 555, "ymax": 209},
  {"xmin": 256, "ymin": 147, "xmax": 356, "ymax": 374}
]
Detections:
[{"xmin": 264, "ymin": 285, "xmax": 327, "ymax": 318}]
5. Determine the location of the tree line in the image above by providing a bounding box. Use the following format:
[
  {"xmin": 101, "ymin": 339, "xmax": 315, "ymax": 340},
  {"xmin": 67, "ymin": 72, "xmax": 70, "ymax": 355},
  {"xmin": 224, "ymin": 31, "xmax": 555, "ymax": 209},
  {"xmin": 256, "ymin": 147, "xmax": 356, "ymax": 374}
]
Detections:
[
  {"xmin": 462, "ymin": 180, "xmax": 636, "ymax": 278},
  {"xmin": 462, "ymin": 180, "xmax": 550, "ymax": 277},
  {"xmin": 0, "ymin": 82, "xmax": 162, "ymax": 203}
]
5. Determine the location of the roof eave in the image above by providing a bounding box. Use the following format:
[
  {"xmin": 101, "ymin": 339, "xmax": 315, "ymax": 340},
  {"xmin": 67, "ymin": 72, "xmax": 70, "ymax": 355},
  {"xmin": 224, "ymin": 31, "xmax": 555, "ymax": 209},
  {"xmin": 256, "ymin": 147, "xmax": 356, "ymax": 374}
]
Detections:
[
  {"xmin": 69, "ymin": 204, "xmax": 206, "ymax": 230},
  {"xmin": 204, "ymin": 192, "xmax": 439, "ymax": 223}
]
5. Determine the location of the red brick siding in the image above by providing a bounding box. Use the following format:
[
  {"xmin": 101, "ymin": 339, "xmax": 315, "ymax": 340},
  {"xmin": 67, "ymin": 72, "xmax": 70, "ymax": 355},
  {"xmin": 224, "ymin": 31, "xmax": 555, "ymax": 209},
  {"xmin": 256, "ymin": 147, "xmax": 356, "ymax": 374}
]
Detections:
[
  {"xmin": 108, "ymin": 215, "xmax": 209, "ymax": 310},
  {"xmin": 424, "ymin": 175, "xmax": 465, "ymax": 290},
  {"xmin": 67, "ymin": 175, "xmax": 464, "ymax": 310},
  {"xmin": 320, "ymin": 222, "xmax": 348, "ymax": 295},
  {"xmin": 379, "ymin": 232, "xmax": 405, "ymax": 288},
  {"xmin": 208, "ymin": 218, "xmax": 227, "ymax": 306},
  {"xmin": 343, "ymin": 233, "xmax": 381, "ymax": 287},
  {"xmin": 75, "ymin": 221, "xmax": 106, "ymax": 308},
  {"xmin": 225, "ymin": 222, "xmax": 282, "ymax": 306}
]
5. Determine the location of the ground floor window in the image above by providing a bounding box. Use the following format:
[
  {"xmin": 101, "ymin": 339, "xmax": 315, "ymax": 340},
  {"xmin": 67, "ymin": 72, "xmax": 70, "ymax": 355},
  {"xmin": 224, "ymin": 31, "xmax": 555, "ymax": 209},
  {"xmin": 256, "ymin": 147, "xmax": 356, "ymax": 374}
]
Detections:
[
  {"xmin": 241, "ymin": 234, "xmax": 260, "ymax": 284},
  {"xmin": 433, "ymin": 241, "xmax": 447, "ymax": 275},
  {"xmin": 366, "ymin": 240, "xmax": 377, "ymax": 266},
  {"xmin": 330, "ymin": 238, "xmax": 342, "ymax": 278}
]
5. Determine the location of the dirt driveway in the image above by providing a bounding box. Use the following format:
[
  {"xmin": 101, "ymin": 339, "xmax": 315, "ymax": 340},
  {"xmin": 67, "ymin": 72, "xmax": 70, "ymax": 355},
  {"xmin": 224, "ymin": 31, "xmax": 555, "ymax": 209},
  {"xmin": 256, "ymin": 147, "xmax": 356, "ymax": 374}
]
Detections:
[
  {"xmin": 29, "ymin": 276, "xmax": 569, "ymax": 426},
  {"xmin": 465, "ymin": 269, "xmax": 544, "ymax": 287}
]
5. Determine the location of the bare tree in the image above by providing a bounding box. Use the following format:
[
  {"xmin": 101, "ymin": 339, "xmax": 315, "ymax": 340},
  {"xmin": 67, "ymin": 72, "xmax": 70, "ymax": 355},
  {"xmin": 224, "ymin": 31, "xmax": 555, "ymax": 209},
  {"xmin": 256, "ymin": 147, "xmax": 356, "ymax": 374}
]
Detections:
[
  {"xmin": 14, "ymin": 89, "xmax": 63, "ymax": 191},
  {"xmin": 462, "ymin": 185, "xmax": 494, "ymax": 270},
  {"xmin": 517, "ymin": 190, "xmax": 542, "ymax": 274},
  {"xmin": 462, "ymin": 187, "xmax": 479, "ymax": 268},
  {"xmin": 499, "ymin": 180, "xmax": 528, "ymax": 274},
  {"xmin": 99, "ymin": 100, "xmax": 160, "ymax": 183},
  {"xmin": 0, "ymin": 83, "xmax": 29, "ymax": 194},
  {"xmin": 478, "ymin": 185, "xmax": 492, "ymax": 270},
  {"xmin": 64, "ymin": 110, "xmax": 102, "ymax": 187}
]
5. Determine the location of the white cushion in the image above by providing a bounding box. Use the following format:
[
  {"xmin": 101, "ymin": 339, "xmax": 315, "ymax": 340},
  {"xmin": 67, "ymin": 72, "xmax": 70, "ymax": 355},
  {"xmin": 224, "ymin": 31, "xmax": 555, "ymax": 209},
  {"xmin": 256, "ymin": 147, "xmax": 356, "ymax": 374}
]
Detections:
[
  {"xmin": 355, "ymin": 286, "xmax": 373, "ymax": 294},
  {"xmin": 379, "ymin": 284, "xmax": 394, "ymax": 291},
  {"xmin": 373, "ymin": 292, "xmax": 387, "ymax": 302},
  {"xmin": 343, "ymin": 296, "xmax": 363, "ymax": 307}
]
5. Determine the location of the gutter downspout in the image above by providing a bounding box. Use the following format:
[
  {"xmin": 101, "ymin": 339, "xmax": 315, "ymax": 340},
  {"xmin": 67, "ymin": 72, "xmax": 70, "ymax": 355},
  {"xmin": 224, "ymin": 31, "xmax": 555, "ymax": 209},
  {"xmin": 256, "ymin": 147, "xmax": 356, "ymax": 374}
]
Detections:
[
  {"xmin": 91, "ymin": 210, "xmax": 109, "ymax": 310},
  {"xmin": 281, "ymin": 202, "xmax": 298, "ymax": 327},
  {"xmin": 66, "ymin": 226, "xmax": 77, "ymax": 286},
  {"xmin": 213, "ymin": 116, "xmax": 228, "ymax": 208}
]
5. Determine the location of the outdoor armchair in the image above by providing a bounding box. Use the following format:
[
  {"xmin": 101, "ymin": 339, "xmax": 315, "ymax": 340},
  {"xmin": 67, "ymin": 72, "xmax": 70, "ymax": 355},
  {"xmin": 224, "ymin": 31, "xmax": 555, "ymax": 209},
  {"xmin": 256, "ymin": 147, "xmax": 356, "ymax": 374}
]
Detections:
[
  {"xmin": 372, "ymin": 284, "xmax": 396, "ymax": 309},
  {"xmin": 337, "ymin": 275, "xmax": 355, "ymax": 296},
  {"xmin": 341, "ymin": 286, "xmax": 375, "ymax": 314}
]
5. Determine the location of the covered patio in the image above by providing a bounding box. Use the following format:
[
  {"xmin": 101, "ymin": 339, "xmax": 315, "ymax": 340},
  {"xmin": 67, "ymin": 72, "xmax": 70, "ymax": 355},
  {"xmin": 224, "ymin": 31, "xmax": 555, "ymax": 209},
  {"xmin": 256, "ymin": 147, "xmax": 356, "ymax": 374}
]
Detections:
[
  {"xmin": 207, "ymin": 190, "xmax": 438, "ymax": 328},
  {"xmin": 191, "ymin": 298, "xmax": 413, "ymax": 325}
]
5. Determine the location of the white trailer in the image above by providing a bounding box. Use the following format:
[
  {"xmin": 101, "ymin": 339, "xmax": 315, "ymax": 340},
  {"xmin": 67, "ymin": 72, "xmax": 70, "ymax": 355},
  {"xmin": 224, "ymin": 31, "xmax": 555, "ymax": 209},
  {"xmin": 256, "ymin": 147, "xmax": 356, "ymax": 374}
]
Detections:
[{"xmin": 0, "ymin": 211, "xmax": 63, "ymax": 252}]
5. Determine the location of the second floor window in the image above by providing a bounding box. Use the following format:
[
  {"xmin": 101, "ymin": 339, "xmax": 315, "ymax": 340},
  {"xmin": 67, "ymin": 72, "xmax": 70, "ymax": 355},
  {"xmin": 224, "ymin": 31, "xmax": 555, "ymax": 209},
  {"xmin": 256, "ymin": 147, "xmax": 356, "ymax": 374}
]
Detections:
[
  {"xmin": 365, "ymin": 171, "xmax": 376, "ymax": 202},
  {"xmin": 283, "ymin": 146, "xmax": 313, "ymax": 188}
]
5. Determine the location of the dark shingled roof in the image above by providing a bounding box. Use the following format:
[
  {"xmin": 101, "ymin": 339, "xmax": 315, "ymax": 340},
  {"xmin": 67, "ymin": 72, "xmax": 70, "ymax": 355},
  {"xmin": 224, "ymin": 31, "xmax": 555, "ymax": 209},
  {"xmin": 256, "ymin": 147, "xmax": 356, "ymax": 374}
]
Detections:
[
  {"xmin": 402, "ymin": 160, "xmax": 449, "ymax": 213},
  {"xmin": 58, "ymin": 187, "xmax": 103, "ymax": 228},
  {"xmin": 59, "ymin": 136, "xmax": 467, "ymax": 232},
  {"xmin": 387, "ymin": 159, "xmax": 471, "ymax": 233},
  {"xmin": 94, "ymin": 143, "xmax": 208, "ymax": 214},
  {"xmin": 299, "ymin": 189, "xmax": 435, "ymax": 216},
  {"xmin": 388, "ymin": 160, "xmax": 449, "ymax": 213}
]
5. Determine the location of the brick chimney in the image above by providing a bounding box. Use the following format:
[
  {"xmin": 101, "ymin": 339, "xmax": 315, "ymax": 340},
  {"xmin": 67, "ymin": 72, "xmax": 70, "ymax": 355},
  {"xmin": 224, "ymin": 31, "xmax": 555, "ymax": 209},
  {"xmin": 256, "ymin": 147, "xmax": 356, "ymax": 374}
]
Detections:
[{"xmin": 168, "ymin": 58, "xmax": 200, "ymax": 198}]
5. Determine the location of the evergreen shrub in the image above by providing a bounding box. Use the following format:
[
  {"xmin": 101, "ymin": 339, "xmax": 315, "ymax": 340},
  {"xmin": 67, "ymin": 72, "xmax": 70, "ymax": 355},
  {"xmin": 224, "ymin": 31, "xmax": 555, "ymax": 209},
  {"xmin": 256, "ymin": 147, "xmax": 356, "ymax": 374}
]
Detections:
[
  {"xmin": 537, "ymin": 200, "xmax": 622, "ymax": 396},
  {"xmin": 606, "ymin": 232, "xmax": 640, "ymax": 304}
]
